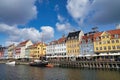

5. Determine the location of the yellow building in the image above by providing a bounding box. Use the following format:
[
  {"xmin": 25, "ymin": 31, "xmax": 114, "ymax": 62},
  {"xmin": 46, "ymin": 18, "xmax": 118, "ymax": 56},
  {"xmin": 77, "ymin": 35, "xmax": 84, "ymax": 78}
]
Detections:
[
  {"xmin": 94, "ymin": 29, "xmax": 120, "ymax": 54},
  {"xmin": 30, "ymin": 42, "xmax": 46, "ymax": 59},
  {"xmin": 8, "ymin": 44, "xmax": 15, "ymax": 58},
  {"xmin": 66, "ymin": 30, "xmax": 84, "ymax": 56}
]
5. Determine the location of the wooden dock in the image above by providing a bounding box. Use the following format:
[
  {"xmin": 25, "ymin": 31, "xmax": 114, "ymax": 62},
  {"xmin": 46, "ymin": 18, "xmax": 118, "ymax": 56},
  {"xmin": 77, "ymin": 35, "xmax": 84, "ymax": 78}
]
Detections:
[{"xmin": 49, "ymin": 60, "xmax": 120, "ymax": 69}]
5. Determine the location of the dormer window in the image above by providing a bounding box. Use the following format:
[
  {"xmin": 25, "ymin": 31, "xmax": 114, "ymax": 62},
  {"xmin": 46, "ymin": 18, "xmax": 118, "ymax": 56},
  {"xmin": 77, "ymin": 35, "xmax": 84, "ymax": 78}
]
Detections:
[
  {"xmin": 88, "ymin": 39, "xmax": 91, "ymax": 43},
  {"xmin": 82, "ymin": 39, "xmax": 85, "ymax": 43},
  {"xmin": 75, "ymin": 36, "xmax": 77, "ymax": 39},
  {"xmin": 102, "ymin": 36, "xmax": 105, "ymax": 39},
  {"xmin": 96, "ymin": 37, "xmax": 99, "ymax": 41},
  {"xmin": 114, "ymin": 34, "xmax": 119, "ymax": 38},
  {"xmin": 68, "ymin": 37, "xmax": 70, "ymax": 40},
  {"xmin": 71, "ymin": 37, "xmax": 74, "ymax": 39}
]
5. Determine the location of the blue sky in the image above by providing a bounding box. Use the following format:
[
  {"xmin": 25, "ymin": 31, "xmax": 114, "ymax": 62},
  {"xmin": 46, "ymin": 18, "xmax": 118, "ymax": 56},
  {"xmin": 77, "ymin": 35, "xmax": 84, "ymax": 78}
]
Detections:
[{"xmin": 0, "ymin": 0, "xmax": 120, "ymax": 46}]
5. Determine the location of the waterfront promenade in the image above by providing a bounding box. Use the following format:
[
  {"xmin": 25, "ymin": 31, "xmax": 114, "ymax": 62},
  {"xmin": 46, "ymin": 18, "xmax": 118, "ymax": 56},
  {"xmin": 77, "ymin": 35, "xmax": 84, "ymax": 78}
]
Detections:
[
  {"xmin": 0, "ymin": 59, "xmax": 120, "ymax": 70},
  {"xmin": 49, "ymin": 60, "xmax": 120, "ymax": 69}
]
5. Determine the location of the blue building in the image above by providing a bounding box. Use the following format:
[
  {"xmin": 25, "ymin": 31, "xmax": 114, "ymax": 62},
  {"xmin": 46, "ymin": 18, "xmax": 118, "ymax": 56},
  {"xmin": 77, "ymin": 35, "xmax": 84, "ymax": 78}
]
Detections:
[{"xmin": 80, "ymin": 32, "xmax": 94, "ymax": 56}]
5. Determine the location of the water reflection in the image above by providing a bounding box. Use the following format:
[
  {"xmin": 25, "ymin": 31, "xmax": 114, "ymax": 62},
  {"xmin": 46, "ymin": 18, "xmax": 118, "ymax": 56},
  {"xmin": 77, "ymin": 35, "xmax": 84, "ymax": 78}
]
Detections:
[{"xmin": 0, "ymin": 64, "xmax": 119, "ymax": 80}]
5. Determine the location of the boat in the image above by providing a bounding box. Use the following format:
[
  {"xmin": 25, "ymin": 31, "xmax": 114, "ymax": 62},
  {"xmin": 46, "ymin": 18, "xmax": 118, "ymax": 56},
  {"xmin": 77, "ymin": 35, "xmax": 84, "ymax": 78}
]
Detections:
[
  {"xmin": 46, "ymin": 64, "xmax": 54, "ymax": 68},
  {"xmin": 29, "ymin": 60, "xmax": 48, "ymax": 67},
  {"xmin": 6, "ymin": 61, "xmax": 16, "ymax": 65}
]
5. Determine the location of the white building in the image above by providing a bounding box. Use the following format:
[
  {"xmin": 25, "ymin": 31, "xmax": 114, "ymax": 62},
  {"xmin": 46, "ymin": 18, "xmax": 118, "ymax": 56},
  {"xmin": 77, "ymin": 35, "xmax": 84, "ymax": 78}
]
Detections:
[
  {"xmin": 15, "ymin": 40, "xmax": 33, "ymax": 59},
  {"xmin": 54, "ymin": 37, "xmax": 66, "ymax": 56},
  {"xmin": 46, "ymin": 40, "xmax": 57, "ymax": 57},
  {"xmin": 46, "ymin": 36, "xmax": 66, "ymax": 57}
]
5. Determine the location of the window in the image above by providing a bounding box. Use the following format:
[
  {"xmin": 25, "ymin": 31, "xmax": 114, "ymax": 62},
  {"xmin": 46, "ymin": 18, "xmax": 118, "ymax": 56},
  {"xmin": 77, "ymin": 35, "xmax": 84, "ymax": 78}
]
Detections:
[
  {"xmin": 82, "ymin": 40, "xmax": 85, "ymax": 43},
  {"xmin": 103, "ymin": 41, "xmax": 106, "ymax": 44},
  {"xmin": 75, "ymin": 36, "xmax": 77, "ymax": 39},
  {"xmin": 106, "ymin": 36, "xmax": 109, "ymax": 38},
  {"xmin": 112, "ymin": 46, "xmax": 115, "ymax": 49},
  {"xmin": 114, "ymin": 34, "xmax": 119, "ymax": 38},
  {"xmin": 68, "ymin": 37, "xmax": 70, "ymax": 40},
  {"xmin": 116, "ymin": 40, "xmax": 119, "ymax": 43},
  {"xmin": 96, "ymin": 42, "xmax": 99, "ymax": 45},
  {"xmin": 96, "ymin": 37, "xmax": 99, "ymax": 41},
  {"xmin": 100, "ymin": 47, "xmax": 102, "ymax": 50},
  {"xmin": 96, "ymin": 47, "xmax": 98, "ymax": 50},
  {"xmin": 88, "ymin": 39, "xmax": 91, "ymax": 42},
  {"xmin": 102, "ymin": 36, "xmax": 105, "ymax": 39},
  {"xmin": 99, "ymin": 42, "xmax": 101, "ymax": 44},
  {"xmin": 71, "ymin": 37, "xmax": 74, "ymax": 39},
  {"xmin": 107, "ymin": 41, "xmax": 110, "ymax": 44},
  {"xmin": 108, "ymin": 46, "xmax": 111, "ymax": 50},
  {"xmin": 117, "ymin": 45, "xmax": 120, "ymax": 49},
  {"xmin": 112, "ymin": 40, "xmax": 115, "ymax": 43},
  {"xmin": 104, "ymin": 46, "xmax": 106, "ymax": 50}
]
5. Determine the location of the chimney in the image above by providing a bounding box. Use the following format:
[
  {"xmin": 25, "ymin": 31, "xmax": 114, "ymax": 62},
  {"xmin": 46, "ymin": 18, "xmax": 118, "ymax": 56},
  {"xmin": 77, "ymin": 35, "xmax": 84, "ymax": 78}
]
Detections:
[{"xmin": 116, "ymin": 24, "xmax": 120, "ymax": 29}]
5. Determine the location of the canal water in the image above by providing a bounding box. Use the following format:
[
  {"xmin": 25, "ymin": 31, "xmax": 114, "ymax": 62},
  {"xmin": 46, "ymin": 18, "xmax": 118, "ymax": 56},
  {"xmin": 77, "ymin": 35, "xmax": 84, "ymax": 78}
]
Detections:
[{"xmin": 0, "ymin": 64, "xmax": 119, "ymax": 80}]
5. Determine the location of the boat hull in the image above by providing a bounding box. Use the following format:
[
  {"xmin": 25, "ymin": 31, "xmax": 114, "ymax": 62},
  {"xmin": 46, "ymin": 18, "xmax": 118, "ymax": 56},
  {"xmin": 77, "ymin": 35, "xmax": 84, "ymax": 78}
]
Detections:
[
  {"xmin": 29, "ymin": 61, "xmax": 48, "ymax": 67},
  {"xmin": 6, "ymin": 61, "xmax": 16, "ymax": 65}
]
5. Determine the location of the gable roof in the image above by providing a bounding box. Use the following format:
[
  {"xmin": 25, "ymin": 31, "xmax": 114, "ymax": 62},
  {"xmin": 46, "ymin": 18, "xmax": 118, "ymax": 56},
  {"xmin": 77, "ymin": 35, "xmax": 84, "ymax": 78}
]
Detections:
[
  {"xmin": 67, "ymin": 30, "xmax": 81, "ymax": 39},
  {"xmin": 82, "ymin": 34, "xmax": 94, "ymax": 42},
  {"xmin": 94, "ymin": 29, "xmax": 120, "ymax": 39},
  {"xmin": 18, "ymin": 40, "xmax": 29, "ymax": 47},
  {"xmin": 57, "ymin": 37, "xmax": 66, "ymax": 44}
]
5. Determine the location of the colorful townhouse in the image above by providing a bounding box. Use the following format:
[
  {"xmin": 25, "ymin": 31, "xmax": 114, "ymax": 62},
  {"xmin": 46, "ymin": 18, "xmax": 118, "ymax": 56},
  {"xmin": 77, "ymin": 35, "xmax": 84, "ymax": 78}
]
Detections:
[
  {"xmin": 15, "ymin": 40, "xmax": 33, "ymax": 59},
  {"xmin": 3, "ymin": 47, "xmax": 8, "ymax": 59},
  {"xmin": 66, "ymin": 30, "xmax": 84, "ymax": 57},
  {"xmin": 29, "ymin": 42, "xmax": 46, "ymax": 59},
  {"xmin": 94, "ymin": 29, "xmax": 120, "ymax": 54},
  {"xmin": 54, "ymin": 36, "xmax": 66, "ymax": 57},
  {"xmin": 0, "ymin": 45, "xmax": 6, "ymax": 59},
  {"xmin": 8, "ymin": 44, "xmax": 15, "ymax": 58},
  {"xmin": 46, "ymin": 40, "xmax": 57, "ymax": 57},
  {"xmin": 46, "ymin": 36, "xmax": 66, "ymax": 57},
  {"xmin": 25, "ymin": 45, "xmax": 33, "ymax": 59},
  {"xmin": 80, "ymin": 32, "xmax": 95, "ymax": 56}
]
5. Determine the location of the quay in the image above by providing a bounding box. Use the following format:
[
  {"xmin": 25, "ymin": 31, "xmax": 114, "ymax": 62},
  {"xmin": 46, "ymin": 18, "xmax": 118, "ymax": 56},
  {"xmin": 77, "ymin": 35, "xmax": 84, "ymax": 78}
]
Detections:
[
  {"xmin": 0, "ymin": 59, "xmax": 120, "ymax": 70},
  {"xmin": 49, "ymin": 60, "xmax": 120, "ymax": 70},
  {"xmin": 0, "ymin": 60, "xmax": 29, "ymax": 65}
]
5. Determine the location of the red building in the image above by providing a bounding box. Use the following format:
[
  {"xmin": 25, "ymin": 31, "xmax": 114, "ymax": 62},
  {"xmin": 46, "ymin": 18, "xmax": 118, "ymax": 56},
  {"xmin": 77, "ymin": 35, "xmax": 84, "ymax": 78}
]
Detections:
[{"xmin": 0, "ymin": 45, "xmax": 5, "ymax": 58}]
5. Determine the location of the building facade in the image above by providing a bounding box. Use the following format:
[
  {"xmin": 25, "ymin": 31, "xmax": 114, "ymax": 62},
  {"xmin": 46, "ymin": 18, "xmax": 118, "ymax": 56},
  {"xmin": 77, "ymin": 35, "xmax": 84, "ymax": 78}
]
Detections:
[
  {"xmin": 0, "ymin": 45, "xmax": 6, "ymax": 59},
  {"xmin": 94, "ymin": 29, "xmax": 120, "ymax": 54},
  {"xmin": 66, "ymin": 30, "xmax": 84, "ymax": 56},
  {"xmin": 29, "ymin": 42, "xmax": 46, "ymax": 59},
  {"xmin": 46, "ymin": 36, "xmax": 66, "ymax": 57},
  {"xmin": 54, "ymin": 36, "xmax": 66, "ymax": 57},
  {"xmin": 46, "ymin": 40, "xmax": 57, "ymax": 57},
  {"xmin": 25, "ymin": 45, "xmax": 32, "ymax": 59},
  {"xmin": 80, "ymin": 32, "xmax": 94, "ymax": 55},
  {"xmin": 8, "ymin": 44, "xmax": 15, "ymax": 58},
  {"xmin": 3, "ymin": 47, "xmax": 8, "ymax": 59},
  {"xmin": 15, "ymin": 40, "xmax": 33, "ymax": 59}
]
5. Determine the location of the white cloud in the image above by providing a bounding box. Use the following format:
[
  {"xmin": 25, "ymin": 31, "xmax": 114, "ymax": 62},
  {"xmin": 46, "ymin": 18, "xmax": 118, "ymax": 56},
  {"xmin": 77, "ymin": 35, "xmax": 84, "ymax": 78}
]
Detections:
[
  {"xmin": 116, "ymin": 24, "xmax": 120, "ymax": 29},
  {"xmin": 0, "ymin": 0, "xmax": 37, "ymax": 25},
  {"xmin": 56, "ymin": 14, "xmax": 73, "ymax": 33},
  {"xmin": 54, "ymin": 4, "xmax": 59, "ymax": 11},
  {"xmin": 0, "ymin": 23, "xmax": 54, "ymax": 45},
  {"xmin": 57, "ymin": 14, "xmax": 65, "ymax": 22},
  {"xmin": 40, "ymin": 26, "xmax": 54, "ymax": 41},
  {"xmin": 66, "ymin": 0, "xmax": 120, "ymax": 25},
  {"xmin": 66, "ymin": 0, "xmax": 90, "ymax": 24},
  {"xmin": 56, "ymin": 22, "xmax": 72, "ymax": 32}
]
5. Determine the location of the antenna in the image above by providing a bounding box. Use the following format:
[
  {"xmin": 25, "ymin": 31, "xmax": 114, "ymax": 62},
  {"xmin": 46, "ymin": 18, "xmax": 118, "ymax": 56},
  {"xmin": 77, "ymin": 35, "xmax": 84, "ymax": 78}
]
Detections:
[{"xmin": 92, "ymin": 27, "xmax": 98, "ymax": 32}]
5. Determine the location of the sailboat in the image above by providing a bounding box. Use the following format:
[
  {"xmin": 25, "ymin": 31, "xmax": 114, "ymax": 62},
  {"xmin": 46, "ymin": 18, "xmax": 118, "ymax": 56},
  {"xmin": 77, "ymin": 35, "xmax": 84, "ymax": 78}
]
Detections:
[
  {"xmin": 29, "ymin": 40, "xmax": 48, "ymax": 67},
  {"xmin": 29, "ymin": 56, "xmax": 48, "ymax": 67}
]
